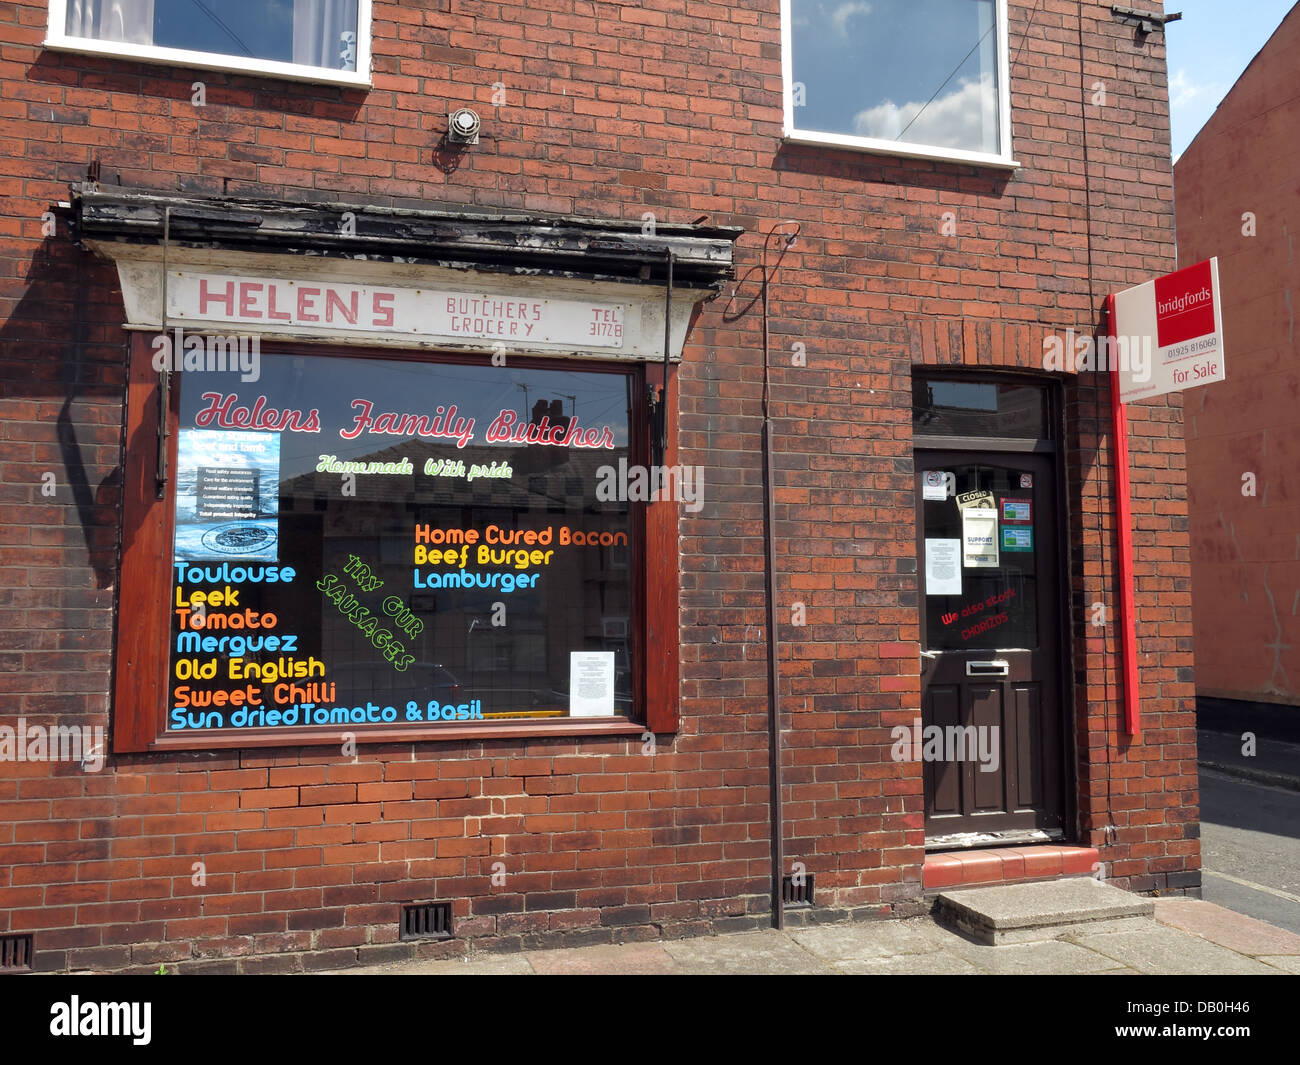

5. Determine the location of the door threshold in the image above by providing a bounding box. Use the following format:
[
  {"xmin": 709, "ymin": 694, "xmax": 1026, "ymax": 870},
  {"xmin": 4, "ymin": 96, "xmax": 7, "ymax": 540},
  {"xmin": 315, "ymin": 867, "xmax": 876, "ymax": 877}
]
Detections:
[{"xmin": 925, "ymin": 828, "xmax": 1064, "ymax": 852}]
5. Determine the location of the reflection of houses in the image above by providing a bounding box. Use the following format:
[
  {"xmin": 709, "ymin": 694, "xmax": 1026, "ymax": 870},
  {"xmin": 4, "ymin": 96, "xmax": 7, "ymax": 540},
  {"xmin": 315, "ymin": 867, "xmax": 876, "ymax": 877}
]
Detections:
[{"xmin": 277, "ymin": 436, "xmax": 632, "ymax": 712}]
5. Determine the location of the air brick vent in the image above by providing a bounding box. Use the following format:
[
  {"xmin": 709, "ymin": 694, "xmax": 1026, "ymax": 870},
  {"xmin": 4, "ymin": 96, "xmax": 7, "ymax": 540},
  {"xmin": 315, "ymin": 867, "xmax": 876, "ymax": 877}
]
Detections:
[
  {"xmin": 400, "ymin": 902, "xmax": 453, "ymax": 940},
  {"xmin": 782, "ymin": 874, "xmax": 814, "ymax": 907},
  {"xmin": 1, "ymin": 934, "xmax": 34, "ymax": 972}
]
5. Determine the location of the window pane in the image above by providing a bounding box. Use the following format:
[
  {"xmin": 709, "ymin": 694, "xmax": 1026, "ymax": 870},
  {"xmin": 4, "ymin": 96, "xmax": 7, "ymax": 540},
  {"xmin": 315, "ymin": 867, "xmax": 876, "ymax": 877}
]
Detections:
[
  {"xmin": 167, "ymin": 350, "xmax": 634, "ymax": 739},
  {"xmin": 922, "ymin": 464, "xmax": 1038, "ymax": 650},
  {"xmin": 912, "ymin": 379, "xmax": 1048, "ymax": 439},
  {"xmin": 67, "ymin": 0, "xmax": 360, "ymax": 71},
  {"xmin": 790, "ymin": 0, "xmax": 999, "ymax": 155}
]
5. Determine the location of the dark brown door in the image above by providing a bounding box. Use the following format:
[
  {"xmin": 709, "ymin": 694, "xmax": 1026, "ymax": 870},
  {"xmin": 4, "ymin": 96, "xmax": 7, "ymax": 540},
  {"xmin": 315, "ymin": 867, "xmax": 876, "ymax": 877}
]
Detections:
[{"xmin": 914, "ymin": 450, "xmax": 1066, "ymax": 846}]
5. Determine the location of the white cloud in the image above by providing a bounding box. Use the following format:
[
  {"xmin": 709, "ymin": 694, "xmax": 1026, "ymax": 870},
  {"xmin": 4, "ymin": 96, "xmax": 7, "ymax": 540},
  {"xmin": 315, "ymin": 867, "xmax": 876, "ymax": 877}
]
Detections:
[
  {"xmin": 830, "ymin": 1, "xmax": 873, "ymax": 35},
  {"xmin": 1169, "ymin": 68, "xmax": 1225, "ymax": 109},
  {"xmin": 851, "ymin": 74, "xmax": 997, "ymax": 152}
]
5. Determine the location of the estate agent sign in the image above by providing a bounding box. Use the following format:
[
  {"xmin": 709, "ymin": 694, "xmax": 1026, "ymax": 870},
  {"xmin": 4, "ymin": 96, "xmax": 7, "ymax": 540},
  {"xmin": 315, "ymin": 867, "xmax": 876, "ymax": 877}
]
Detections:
[{"xmin": 1112, "ymin": 257, "xmax": 1225, "ymax": 403}]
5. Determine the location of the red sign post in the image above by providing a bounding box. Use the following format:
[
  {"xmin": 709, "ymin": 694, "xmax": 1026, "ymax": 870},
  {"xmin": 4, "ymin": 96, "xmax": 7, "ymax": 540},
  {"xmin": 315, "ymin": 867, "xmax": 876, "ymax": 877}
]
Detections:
[{"xmin": 1108, "ymin": 258, "xmax": 1225, "ymax": 735}]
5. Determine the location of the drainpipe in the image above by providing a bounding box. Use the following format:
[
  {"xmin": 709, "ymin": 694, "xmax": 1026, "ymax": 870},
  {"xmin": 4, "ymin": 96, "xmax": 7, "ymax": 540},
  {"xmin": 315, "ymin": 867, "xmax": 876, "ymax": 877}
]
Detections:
[{"xmin": 761, "ymin": 222, "xmax": 799, "ymax": 928}]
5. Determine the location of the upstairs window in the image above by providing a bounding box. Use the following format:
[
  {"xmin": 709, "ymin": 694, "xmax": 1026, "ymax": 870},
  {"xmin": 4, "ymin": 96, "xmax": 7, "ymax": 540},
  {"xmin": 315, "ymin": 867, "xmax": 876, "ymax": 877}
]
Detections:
[
  {"xmin": 781, "ymin": 0, "xmax": 1014, "ymax": 166},
  {"xmin": 47, "ymin": 0, "xmax": 371, "ymax": 85}
]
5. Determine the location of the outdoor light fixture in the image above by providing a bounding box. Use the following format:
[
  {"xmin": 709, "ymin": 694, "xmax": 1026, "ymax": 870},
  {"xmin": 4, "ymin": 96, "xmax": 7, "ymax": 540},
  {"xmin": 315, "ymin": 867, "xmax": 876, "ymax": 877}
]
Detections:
[{"xmin": 447, "ymin": 108, "xmax": 481, "ymax": 145}]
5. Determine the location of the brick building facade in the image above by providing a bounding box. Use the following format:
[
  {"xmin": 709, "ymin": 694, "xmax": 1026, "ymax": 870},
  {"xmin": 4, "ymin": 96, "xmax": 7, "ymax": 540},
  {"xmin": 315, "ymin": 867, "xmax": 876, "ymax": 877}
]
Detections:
[
  {"xmin": 1174, "ymin": 4, "xmax": 1300, "ymax": 709},
  {"xmin": 0, "ymin": 0, "xmax": 1199, "ymax": 974}
]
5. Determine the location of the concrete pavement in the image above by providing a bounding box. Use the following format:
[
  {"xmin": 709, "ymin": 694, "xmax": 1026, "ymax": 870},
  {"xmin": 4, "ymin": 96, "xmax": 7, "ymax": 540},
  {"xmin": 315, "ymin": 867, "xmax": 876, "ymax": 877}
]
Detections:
[{"xmin": 319, "ymin": 897, "xmax": 1300, "ymax": 975}]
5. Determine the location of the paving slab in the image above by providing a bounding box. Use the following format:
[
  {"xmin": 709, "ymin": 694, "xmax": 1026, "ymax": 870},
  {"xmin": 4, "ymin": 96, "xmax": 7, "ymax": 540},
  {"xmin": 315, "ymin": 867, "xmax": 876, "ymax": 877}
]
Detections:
[
  {"xmin": 660, "ymin": 930, "xmax": 828, "ymax": 974},
  {"xmin": 1153, "ymin": 898, "xmax": 1300, "ymax": 957},
  {"xmin": 937, "ymin": 878, "xmax": 1153, "ymax": 944},
  {"xmin": 833, "ymin": 952, "xmax": 983, "ymax": 975},
  {"xmin": 945, "ymin": 936, "xmax": 1133, "ymax": 975},
  {"xmin": 527, "ymin": 942, "xmax": 677, "ymax": 976},
  {"xmin": 1066, "ymin": 921, "xmax": 1284, "ymax": 975},
  {"xmin": 789, "ymin": 917, "xmax": 951, "ymax": 961},
  {"xmin": 320, "ymin": 953, "xmax": 534, "ymax": 976},
  {"xmin": 307, "ymin": 906, "xmax": 1300, "ymax": 976}
]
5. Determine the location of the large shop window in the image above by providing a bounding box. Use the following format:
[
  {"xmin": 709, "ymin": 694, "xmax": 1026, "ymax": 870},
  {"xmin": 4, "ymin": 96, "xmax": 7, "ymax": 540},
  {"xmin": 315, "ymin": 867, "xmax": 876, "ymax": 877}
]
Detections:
[
  {"xmin": 47, "ymin": 0, "xmax": 372, "ymax": 85},
  {"xmin": 780, "ymin": 0, "xmax": 1014, "ymax": 166},
  {"xmin": 117, "ymin": 342, "xmax": 664, "ymax": 751}
]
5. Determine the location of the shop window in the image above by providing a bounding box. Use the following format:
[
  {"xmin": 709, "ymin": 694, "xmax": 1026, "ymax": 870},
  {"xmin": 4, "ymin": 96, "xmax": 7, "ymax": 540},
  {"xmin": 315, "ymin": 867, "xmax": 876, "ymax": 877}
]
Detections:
[
  {"xmin": 781, "ymin": 0, "xmax": 1014, "ymax": 166},
  {"xmin": 116, "ymin": 341, "xmax": 673, "ymax": 751},
  {"xmin": 46, "ymin": 0, "xmax": 371, "ymax": 86}
]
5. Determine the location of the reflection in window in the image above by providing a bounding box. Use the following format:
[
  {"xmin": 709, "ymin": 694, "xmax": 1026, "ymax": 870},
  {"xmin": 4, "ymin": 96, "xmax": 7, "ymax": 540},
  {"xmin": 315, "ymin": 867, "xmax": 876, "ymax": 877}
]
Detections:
[
  {"xmin": 788, "ymin": 0, "xmax": 1000, "ymax": 155},
  {"xmin": 65, "ymin": 0, "xmax": 360, "ymax": 71},
  {"xmin": 913, "ymin": 379, "xmax": 1048, "ymax": 440}
]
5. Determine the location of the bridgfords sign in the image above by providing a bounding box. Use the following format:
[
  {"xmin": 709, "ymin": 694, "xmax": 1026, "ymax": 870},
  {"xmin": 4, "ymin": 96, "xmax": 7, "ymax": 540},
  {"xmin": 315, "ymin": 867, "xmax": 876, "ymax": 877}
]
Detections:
[{"xmin": 1111, "ymin": 257, "xmax": 1226, "ymax": 403}]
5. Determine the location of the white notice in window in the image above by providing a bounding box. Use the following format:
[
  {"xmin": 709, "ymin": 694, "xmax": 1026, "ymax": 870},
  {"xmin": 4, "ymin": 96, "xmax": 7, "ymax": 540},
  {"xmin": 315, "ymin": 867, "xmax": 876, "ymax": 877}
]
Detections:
[
  {"xmin": 925, "ymin": 539, "xmax": 962, "ymax": 595},
  {"xmin": 569, "ymin": 652, "xmax": 616, "ymax": 717}
]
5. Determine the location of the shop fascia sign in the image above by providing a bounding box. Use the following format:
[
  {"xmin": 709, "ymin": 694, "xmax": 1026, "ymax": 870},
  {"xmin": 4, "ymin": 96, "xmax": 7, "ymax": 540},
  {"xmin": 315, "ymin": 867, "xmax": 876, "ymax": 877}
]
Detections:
[
  {"xmin": 1111, "ymin": 257, "xmax": 1226, "ymax": 403},
  {"xmin": 97, "ymin": 247, "xmax": 701, "ymax": 362}
]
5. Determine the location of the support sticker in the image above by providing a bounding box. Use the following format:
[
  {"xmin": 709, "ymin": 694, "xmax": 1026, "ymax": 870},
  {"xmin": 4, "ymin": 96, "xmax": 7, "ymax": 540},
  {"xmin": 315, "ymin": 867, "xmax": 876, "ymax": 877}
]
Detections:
[{"xmin": 962, "ymin": 507, "xmax": 999, "ymax": 568}]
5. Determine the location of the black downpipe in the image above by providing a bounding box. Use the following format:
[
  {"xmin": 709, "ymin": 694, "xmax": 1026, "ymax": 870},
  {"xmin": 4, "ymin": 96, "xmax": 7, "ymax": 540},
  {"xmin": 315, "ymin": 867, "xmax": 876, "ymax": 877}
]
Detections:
[{"xmin": 762, "ymin": 222, "xmax": 798, "ymax": 928}]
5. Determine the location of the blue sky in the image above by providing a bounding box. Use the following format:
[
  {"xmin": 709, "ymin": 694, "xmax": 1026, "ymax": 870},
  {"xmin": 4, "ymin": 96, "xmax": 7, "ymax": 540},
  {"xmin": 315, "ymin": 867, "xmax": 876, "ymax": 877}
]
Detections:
[{"xmin": 1165, "ymin": 0, "xmax": 1296, "ymax": 160}]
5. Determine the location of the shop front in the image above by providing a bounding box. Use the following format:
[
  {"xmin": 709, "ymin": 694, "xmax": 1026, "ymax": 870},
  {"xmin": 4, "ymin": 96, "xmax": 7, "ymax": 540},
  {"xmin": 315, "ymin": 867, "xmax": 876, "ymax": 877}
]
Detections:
[{"xmin": 79, "ymin": 188, "xmax": 738, "ymax": 756}]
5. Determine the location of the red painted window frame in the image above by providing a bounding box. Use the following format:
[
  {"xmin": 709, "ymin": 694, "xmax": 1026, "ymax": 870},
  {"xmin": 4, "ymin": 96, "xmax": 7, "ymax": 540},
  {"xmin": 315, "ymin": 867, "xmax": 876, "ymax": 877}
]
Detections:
[{"xmin": 112, "ymin": 334, "xmax": 680, "ymax": 753}]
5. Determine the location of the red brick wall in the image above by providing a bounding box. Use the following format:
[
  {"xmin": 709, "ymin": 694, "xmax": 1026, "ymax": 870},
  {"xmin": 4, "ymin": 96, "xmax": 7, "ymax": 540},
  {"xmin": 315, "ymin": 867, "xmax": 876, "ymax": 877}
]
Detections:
[
  {"xmin": 1174, "ymin": 7, "xmax": 1300, "ymax": 706},
  {"xmin": 1, "ymin": 0, "xmax": 1196, "ymax": 973}
]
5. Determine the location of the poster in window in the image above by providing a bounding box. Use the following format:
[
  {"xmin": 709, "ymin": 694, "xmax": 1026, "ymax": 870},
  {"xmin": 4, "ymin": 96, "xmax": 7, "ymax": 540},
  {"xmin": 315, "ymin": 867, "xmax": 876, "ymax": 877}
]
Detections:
[
  {"xmin": 174, "ymin": 429, "xmax": 280, "ymax": 562},
  {"xmin": 922, "ymin": 471, "xmax": 950, "ymax": 501},
  {"xmin": 569, "ymin": 651, "xmax": 615, "ymax": 717},
  {"xmin": 925, "ymin": 538, "xmax": 962, "ymax": 595},
  {"xmin": 962, "ymin": 507, "xmax": 999, "ymax": 568},
  {"xmin": 1000, "ymin": 498, "xmax": 1032, "ymax": 523},
  {"xmin": 1002, "ymin": 525, "xmax": 1033, "ymax": 552}
]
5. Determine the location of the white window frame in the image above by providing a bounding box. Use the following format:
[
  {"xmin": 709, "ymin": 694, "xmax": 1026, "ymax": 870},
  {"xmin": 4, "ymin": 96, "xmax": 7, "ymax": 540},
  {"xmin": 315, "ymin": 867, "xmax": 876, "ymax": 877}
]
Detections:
[
  {"xmin": 780, "ymin": 0, "xmax": 1017, "ymax": 169},
  {"xmin": 45, "ymin": 0, "xmax": 373, "ymax": 88}
]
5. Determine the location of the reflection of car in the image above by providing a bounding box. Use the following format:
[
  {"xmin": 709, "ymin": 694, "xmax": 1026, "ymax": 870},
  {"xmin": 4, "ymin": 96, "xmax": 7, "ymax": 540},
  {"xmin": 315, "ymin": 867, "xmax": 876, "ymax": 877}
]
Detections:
[{"xmin": 328, "ymin": 661, "xmax": 461, "ymax": 704}]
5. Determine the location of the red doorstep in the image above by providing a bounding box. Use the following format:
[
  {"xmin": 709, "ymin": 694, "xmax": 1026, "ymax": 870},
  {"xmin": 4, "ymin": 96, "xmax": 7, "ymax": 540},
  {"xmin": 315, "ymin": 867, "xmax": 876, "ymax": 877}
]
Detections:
[{"xmin": 923, "ymin": 845, "xmax": 1100, "ymax": 890}]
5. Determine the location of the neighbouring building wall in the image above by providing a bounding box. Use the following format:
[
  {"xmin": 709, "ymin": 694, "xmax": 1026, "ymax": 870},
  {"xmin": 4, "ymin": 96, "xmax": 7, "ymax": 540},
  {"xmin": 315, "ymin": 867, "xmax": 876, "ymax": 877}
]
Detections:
[
  {"xmin": 1174, "ymin": 5, "xmax": 1300, "ymax": 707},
  {"xmin": 0, "ymin": 0, "xmax": 1198, "ymax": 973}
]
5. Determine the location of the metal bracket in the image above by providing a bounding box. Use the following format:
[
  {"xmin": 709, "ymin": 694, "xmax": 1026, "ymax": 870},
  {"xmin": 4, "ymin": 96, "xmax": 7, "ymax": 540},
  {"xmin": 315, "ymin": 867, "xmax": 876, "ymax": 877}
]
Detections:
[{"xmin": 1110, "ymin": 5, "xmax": 1182, "ymax": 34}]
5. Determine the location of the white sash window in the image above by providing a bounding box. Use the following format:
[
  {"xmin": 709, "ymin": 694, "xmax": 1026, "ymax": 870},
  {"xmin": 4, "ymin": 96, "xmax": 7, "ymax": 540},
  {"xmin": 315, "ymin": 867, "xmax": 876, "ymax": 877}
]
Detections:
[{"xmin": 48, "ymin": 0, "xmax": 371, "ymax": 86}]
